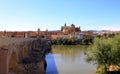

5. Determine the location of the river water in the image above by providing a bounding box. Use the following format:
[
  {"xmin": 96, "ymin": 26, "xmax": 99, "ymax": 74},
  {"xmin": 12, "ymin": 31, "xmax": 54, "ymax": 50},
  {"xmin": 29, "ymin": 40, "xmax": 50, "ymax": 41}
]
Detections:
[{"xmin": 46, "ymin": 45, "xmax": 96, "ymax": 74}]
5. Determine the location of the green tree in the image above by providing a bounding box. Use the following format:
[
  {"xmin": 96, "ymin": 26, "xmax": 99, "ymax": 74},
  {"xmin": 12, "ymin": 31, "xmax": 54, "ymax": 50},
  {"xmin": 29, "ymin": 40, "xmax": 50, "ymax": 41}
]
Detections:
[{"xmin": 85, "ymin": 35, "xmax": 120, "ymax": 74}]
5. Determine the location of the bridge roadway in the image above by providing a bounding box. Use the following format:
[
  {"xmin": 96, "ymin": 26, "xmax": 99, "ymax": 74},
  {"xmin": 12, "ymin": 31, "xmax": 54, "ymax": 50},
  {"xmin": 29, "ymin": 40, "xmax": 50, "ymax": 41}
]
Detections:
[{"xmin": 0, "ymin": 37, "xmax": 49, "ymax": 74}]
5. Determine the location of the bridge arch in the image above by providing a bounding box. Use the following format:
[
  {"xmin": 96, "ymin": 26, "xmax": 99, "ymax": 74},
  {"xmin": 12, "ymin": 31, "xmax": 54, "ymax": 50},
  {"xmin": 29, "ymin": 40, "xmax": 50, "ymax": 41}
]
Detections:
[
  {"xmin": 8, "ymin": 51, "xmax": 18, "ymax": 73},
  {"xmin": 0, "ymin": 38, "xmax": 49, "ymax": 74}
]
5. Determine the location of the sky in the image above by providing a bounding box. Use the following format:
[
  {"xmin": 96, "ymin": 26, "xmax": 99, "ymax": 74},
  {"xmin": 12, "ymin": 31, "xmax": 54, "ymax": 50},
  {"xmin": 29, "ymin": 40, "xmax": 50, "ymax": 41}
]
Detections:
[{"xmin": 0, "ymin": 0, "xmax": 120, "ymax": 31}]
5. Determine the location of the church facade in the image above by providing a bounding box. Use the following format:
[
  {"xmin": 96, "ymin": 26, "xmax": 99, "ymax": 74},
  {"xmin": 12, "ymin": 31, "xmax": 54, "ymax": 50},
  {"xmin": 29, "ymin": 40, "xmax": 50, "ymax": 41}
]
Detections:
[{"xmin": 61, "ymin": 23, "xmax": 81, "ymax": 38}]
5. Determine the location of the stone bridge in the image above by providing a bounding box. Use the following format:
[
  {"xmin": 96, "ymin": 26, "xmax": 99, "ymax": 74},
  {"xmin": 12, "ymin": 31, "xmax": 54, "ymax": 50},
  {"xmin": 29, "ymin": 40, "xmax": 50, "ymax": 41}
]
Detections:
[{"xmin": 0, "ymin": 37, "xmax": 51, "ymax": 74}]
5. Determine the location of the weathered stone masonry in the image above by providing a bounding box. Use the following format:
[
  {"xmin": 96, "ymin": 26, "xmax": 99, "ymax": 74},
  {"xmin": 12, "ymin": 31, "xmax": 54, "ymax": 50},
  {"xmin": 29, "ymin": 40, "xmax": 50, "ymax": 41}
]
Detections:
[{"xmin": 0, "ymin": 38, "xmax": 50, "ymax": 74}]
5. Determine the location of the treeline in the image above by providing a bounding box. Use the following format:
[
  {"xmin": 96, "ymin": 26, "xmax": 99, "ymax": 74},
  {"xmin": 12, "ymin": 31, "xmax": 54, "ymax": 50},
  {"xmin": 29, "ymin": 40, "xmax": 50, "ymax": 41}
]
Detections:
[
  {"xmin": 52, "ymin": 37, "xmax": 76, "ymax": 45},
  {"xmin": 96, "ymin": 32, "xmax": 120, "ymax": 38},
  {"xmin": 52, "ymin": 32, "xmax": 120, "ymax": 45},
  {"xmin": 52, "ymin": 37, "xmax": 94, "ymax": 45}
]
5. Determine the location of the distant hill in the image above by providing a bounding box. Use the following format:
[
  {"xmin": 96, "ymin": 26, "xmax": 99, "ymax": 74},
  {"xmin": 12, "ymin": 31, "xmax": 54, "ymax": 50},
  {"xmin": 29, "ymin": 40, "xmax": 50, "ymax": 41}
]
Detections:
[
  {"xmin": 82, "ymin": 30, "xmax": 108, "ymax": 32},
  {"xmin": 48, "ymin": 30, "xmax": 60, "ymax": 32},
  {"xmin": 49, "ymin": 30, "xmax": 108, "ymax": 32}
]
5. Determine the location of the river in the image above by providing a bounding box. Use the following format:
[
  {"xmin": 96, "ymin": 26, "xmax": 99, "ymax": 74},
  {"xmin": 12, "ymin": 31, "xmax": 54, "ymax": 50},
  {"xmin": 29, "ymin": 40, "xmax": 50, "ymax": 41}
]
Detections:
[{"xmin": 46, "ymin": 45, "xmax": 96, "ymax": 74}]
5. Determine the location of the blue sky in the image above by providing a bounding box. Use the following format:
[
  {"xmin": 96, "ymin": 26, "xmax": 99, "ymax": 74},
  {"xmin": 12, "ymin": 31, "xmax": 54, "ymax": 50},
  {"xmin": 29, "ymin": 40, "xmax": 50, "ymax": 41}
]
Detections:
[{"xmin": 0, "ymin": 0, "xmax": 120, "ymax": 31}]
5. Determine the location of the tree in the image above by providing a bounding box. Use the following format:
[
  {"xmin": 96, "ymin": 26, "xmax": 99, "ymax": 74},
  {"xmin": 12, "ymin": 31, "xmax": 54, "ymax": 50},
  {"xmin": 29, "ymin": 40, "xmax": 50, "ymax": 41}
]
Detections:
[{"xmin": 85, "ymin": 35, "xmax": 120, "ymax": 74}]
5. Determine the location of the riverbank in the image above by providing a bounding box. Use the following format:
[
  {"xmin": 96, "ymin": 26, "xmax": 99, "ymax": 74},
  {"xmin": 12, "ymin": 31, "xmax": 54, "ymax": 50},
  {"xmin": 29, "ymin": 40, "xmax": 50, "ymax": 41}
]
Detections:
[{"xmin": 52, "ymin": 37, "xmax": 93, "ymax": 45}]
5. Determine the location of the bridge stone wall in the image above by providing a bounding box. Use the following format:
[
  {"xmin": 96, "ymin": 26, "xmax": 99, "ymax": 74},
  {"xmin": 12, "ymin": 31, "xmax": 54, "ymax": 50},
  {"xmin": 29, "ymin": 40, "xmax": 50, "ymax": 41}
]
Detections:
[{"xmin": 0, "ymin": 37, "xmax": 49, "ymax": 74}]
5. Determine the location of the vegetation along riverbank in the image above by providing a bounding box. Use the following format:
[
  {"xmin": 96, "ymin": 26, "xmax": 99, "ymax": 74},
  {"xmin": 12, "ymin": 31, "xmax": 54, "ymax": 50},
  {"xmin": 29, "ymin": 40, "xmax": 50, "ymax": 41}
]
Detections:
[{"xmin": 85, "ymin": 34, "xmax": 120, "ymax": 74}]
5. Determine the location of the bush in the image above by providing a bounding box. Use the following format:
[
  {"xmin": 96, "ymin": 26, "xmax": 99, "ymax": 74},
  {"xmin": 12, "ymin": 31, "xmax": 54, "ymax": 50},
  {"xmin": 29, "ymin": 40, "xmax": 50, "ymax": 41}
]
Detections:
[{"xmin": 53, "ymin": 37, "xmax": 76, "ymax": 45}]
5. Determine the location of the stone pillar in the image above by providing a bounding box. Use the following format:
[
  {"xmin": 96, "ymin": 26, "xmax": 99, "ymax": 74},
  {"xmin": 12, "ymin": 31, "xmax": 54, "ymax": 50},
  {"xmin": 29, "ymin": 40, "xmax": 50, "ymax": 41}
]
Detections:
[{"xmin": 0, "ymin": 48, "xmax": 8, "ymax": 74}]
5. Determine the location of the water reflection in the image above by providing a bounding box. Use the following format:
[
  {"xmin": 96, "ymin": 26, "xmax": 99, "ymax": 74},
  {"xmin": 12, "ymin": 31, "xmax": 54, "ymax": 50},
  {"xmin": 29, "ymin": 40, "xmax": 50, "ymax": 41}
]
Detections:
[
  {"xmin": 46, "ymin": 53, "xmax": 59, "ymax": 74},
  {"xmin": 46, "ymin": 45, "xmax": 96, "ymax": 74}
]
